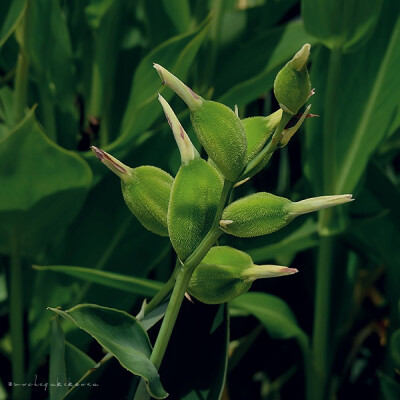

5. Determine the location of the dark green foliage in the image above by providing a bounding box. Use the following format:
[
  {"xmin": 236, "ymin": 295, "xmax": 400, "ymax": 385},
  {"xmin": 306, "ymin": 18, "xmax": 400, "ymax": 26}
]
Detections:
[{"xmin": 1, "ymin": 1, "xmax": 399, "ymax": 399}]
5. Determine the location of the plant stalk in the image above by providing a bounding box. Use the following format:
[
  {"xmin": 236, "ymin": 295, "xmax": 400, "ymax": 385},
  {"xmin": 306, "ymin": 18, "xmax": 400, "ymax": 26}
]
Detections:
[
  {"xmin": 312, "ymin": 232, "xmax": 335, "ymax": 400},
  {"xmin": 14, "ymin": 4, "xmax": 29, "ymax": 126},
  {"xmin": 312, "ymin": 47, "xmax": 343, "ymax": 400},
  {"xmin": 10, "ymin": 233, "xmax": 25, "ymax": 400}
]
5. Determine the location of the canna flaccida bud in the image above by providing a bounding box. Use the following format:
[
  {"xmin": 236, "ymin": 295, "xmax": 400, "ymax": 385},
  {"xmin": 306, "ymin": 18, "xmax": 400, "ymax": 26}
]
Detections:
[
  {"xmin": 242, "ymin": 109, "xmax": 283, "ymax": 162},
  {"xmin": 158, "ymin": 97, "xmax": 224, "ymax": 260},
  {"xmin": 221, "ymin": 193, "xmax": 353, "ymax": 238},
  {"xmin": 274, "ymin": 44, "xmax": 312, "ymax": 115},
  {"xmin": 188, "ymin": 246, "xmax": 298, "ymax": 304},
  {"xmin": 153, "ymin": 63, "xmax": 247, "ymax": 182},
  {"xmin": 91, "ymin": 147, "xmax": 173, "ymax": 237}
]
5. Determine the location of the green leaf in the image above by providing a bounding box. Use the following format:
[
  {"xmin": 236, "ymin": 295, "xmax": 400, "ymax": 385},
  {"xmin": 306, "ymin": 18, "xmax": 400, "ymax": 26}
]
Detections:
[
  {"xmin": 230, "ymin": 292, "xmax": 305, "ymax": 341},
  {"xmin": 302, "ymin": 0, "xmax": 382, "ymax": 53},
  {"xmin": 230, "ymin": 292, "xmax": 312, "ymax": 398},
  {"xmin": 34, "ymin": 265, "xmax": 163, "ymax": 297},
  {"xmin": 245, "ymin": 219, "xmax": 318, "ymax": 265},
  {"xmin": 378, "ymin": 371, "xmax": 400, "ymax": 400},
  {"xmin": 23, "ymin": 0, "xmax": 78, "ymax": 142},
  {"xmin": 390, "ymin": 329, "xmax": 400, "ymax": 369},
  {"xmin": 84, "ymin": 0, "xmax": 114, "ymax": 29},
  {"xmin": 64, "ymin": 341, "xmax": 96, "ymax": 383},
  {"xmin": 49, "ymin": 304, "xmax": 168, "ymax": 399},
  {"xmin": 0, "ymin": 108, "xmax": 92, "ymax": 256},
  {"xmin": 112, "ymin": 16, "xmax": 211, "ymax": 154},
  {"xmin": 306, "ymin": 4, "xmax": 400, "ymax": 194},
  {"xmin": 49, "ymin": 317, "xmax": 68, "ymax": 400},
  {"xmin": 0, "ymin": 0, "xmax": 27, "ymax": 47},
  {"xmin": 162, "ymin": 0, "xmax": 191, "ymax": 33}
]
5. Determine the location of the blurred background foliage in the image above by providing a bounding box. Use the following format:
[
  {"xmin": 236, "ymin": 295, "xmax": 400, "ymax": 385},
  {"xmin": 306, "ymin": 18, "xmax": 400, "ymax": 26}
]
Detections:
[{"xmin": 0, "ymin": 0, "xmax": 399, "ymax": 399}]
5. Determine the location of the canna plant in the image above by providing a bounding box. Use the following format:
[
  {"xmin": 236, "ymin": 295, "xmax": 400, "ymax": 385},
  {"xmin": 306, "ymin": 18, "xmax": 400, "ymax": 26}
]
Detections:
[{"xmin": 48, "ymin": 44, "xmax": 353, "ymax": 399}]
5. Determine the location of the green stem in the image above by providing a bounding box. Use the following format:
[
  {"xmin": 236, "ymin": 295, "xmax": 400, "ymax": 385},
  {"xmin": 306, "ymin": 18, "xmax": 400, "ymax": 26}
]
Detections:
[
  {"xmin": 240, "ymin": 113, "xmax": 292, "ymax": 179},
  {"xmin": 144, "ymin": 266, "xmax": 178, "ymax": 316},
  {"xmin": 312, "ymin": 48, "xmax": 343, "ymax": 400},
  {"xmin": 312, "ymin": 233, "xmax": 335, "ymax": 400},
  {"xmin": 149, "ymin": 267, "xmax": 192, "ymax": 369},
  {"xmin": 319, "ymin": 48, "xmax": 342, "ymax": 230},
  {"xmin": 38, "ymin": 86, "xmax": 57, "ymax": 141},
  {"xmin": 14, "ymin": 47, "xmax": 29, "ymax": 125},
  {"xmin": 10, "ymin": 233, "xmax": 25, "ymax": 400},
  {"xmin": 147, "ymin": 180, "xmax": 232, "ymax": 370}
]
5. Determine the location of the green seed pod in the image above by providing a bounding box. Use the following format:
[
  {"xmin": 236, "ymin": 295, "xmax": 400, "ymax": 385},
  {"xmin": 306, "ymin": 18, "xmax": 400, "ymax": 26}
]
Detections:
[
  {"xmin": 190, "ymin": 101, "xmax": 247, "ymax": 182},
  {"xmin": 188, "ymin": 246, "xmax": 297, "ymax": 304},
  {"xmin": 168, "ymin": 158, "xmax": 223, "ymax": 261},
  {"xmin": 274, "ymin": 44, "xmax": 312, "ymax": 115},
  {"xmin": 221, "ymin": 192, "xmax": 353, "ymax": 238},
  {"xmin": 92, "ymin": 147, "xmax": 173, "ymax": 236},
  {"xmin": 242, "ymin": 109, "xmax": 282, "ymax": 162},
  {"xmin": 154, "ymin": 64, "xmax": 247, "ymax": 182}
]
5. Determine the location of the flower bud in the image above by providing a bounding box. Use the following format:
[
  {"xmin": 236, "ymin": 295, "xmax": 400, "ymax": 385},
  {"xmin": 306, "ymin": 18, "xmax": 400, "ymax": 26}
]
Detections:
[
  {"xmin": 188, "ymin": 246, "xmax": 297, "ymax": 304},
  {"xmin": 242, "ymin": 109, "xmax": 283, "ymax": 162},
  {"xmin": 92, "ymin": 147, "xmax": 173, "ymax": 236},
  {"xmin": 273, "ymin": 44, "xmax": 312, "ymax": 115},
  {"xmin": 221, "ymin": 192, "xmax": 353, "ymax": 238},
  {"xmin": 158, "ymin": 94, "xmax": 199, "ymax": 165},
  {"xmin": 168, "ymin": 158, "xmax": 223, "ymax": 261},
  {"xmin": 154, "ymin": 64, "xmax": 247, "ymax": 182}
]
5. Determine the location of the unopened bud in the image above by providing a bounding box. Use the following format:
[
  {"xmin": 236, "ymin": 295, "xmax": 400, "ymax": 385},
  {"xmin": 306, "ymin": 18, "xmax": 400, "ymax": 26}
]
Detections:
[
  {"xmin": 274, "ymin": 44, "xmax": 312, "ymax": 115},
  {"xmin": 92, "ymin": 147, "xmax": 173, "ymax": 236},
  {"xmin": 221, "ymin": 192, "xmax": 353, "ymax": 238},
  {"xmin": 242, "ymin": 109, "xmax": 283, "ymax": 162},
  {"xmin": 154, "ymin": 64, "xmax": 247, "ymax": 182},
  {"xmin": 188, "ymin": 246, "xmax": 297, "ymax": 304},
  {"xmin": 168, "ymin": 158, "xmax": 223, "ymax": 261}
]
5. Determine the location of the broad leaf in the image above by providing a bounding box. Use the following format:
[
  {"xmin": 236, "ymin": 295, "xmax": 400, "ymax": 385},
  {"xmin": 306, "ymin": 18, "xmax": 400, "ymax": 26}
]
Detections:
[
  {"xmin": 112, "ymin": 15, "xmax": 211, "ymax": 153},
  {"xmin": 34, "ymin": 265, "xmax": 163, "ymax": 297},
  {"xmin": 49, "ymin": 304, "xmax": 168, "ymax": 399},
  {"xmin": 0, "ymin": 108, "xmax": 92, "ymax": 256},
  {"xmin": 302, "ymin": 0, "xmax": 382, "ymax": 53},
  {"xmin": 305, "ymin": 4, "xmax": 400, "ymax": 194}
]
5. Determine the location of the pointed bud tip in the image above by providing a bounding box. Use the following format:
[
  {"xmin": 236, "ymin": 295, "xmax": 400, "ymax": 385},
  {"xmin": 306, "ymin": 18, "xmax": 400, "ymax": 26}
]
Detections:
[
  {"xmin": 287, "ymin": 194, "xmax": 355, "ymax": 216},
  {"xmin": 291, "ymin": 43, "xmax": 311, "ymax": 71},
  {"xmin": 91, "ymin": 145, "xmax": 104, "ymax": 161}
]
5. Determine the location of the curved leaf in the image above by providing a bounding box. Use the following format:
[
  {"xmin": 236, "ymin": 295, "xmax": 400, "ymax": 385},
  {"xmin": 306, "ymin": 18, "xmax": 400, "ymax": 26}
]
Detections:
[
  {"xmin": 0, "ymin": 0, "xmax": 27, "ymax": 47},
  {"xmin": 230, "ymin": 292, "xmax": 312, "ymax": 399},
  {"xmin": 34, "ymin": 265, "xmax": 163, "ymax": 297},
  {"xmin": 49, "ymin": 304, "xmax": 167, "ymax": 399},
  {"xmin": 108, "ymin": 15, "xmax": 211, "ymax": 154},
  {"xmin": 0, "ymin": 108, "xmax": 92, "ymax": 256}
]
